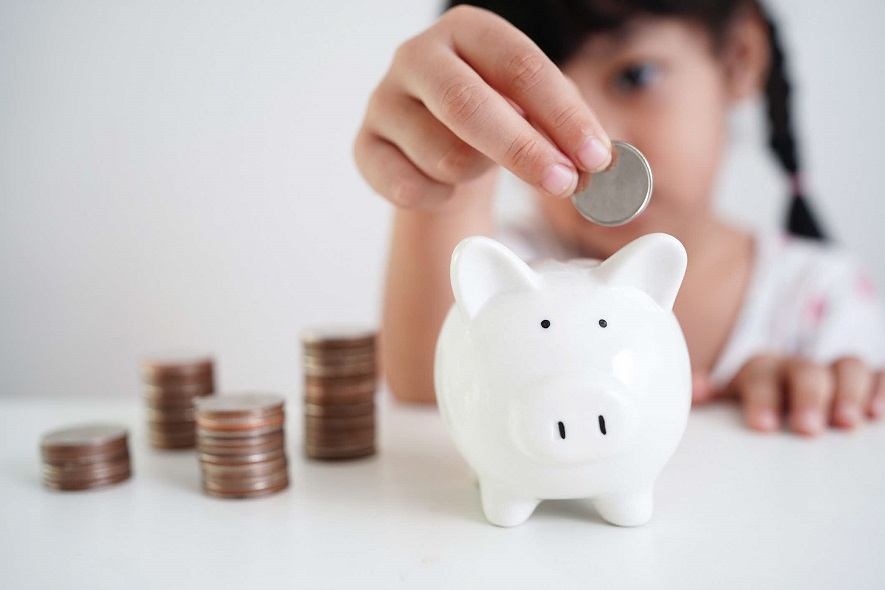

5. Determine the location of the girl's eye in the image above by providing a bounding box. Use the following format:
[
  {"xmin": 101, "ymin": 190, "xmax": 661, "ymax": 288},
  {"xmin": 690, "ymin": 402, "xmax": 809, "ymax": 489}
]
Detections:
[{"xmin": 614, "ymin": 62, "xmax": 660, "ymax": 92}]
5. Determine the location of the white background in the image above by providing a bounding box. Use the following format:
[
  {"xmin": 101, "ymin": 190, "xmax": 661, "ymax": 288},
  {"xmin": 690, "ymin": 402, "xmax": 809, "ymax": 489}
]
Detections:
[{"xmin": 2, "ymin": 0, "xmax": 883, "ymax": 399}]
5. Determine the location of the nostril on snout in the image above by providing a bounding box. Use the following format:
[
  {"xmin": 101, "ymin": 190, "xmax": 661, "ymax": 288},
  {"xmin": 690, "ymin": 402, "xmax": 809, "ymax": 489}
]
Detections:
[
  {"xmin": 598, "ymin": 415, "xmax": 607, "ymax": 435},
  {"xmin": 558, "ymin": 421, "xmax": 566, "ymax": 439}
]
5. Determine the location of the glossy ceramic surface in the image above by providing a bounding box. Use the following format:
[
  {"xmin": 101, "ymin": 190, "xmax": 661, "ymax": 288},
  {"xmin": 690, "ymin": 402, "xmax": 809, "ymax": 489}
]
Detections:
[{"xmin": 434, "ymin": 233, "xmax": 691, "ymax": 527}]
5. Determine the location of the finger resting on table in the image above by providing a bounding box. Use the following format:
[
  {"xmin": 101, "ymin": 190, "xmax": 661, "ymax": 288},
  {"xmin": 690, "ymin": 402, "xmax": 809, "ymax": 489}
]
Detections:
[
  {"xmin": 867, "ymin": 370, "xmax": 885, "ymax": 419},
  {"xmin": 830, "ymin": 357, "xmax": 873, "ymax": 429},
  {"xmin": 785, "ymin": 359, "xmax": 834, "ymax": 436},
  {"xmin": 731, "ymin": 354, "xmax": 783, "ymax": 433}
]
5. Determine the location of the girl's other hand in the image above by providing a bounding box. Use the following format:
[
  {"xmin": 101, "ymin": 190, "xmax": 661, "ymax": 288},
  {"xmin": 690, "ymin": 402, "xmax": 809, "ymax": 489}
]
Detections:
[
  {"xmin": 692, "ymin": 356, "xmax": 885, "ymax": 435},
  {"xmin": 354, "ymin": 5, "xmax": 612, "ymax": 211}
]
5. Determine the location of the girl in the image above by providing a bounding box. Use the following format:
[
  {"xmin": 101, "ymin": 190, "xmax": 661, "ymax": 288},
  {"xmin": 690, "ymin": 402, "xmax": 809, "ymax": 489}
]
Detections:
[{"xmin": 353, "ymin": 0, "xmax": 885, "ymax": 435}]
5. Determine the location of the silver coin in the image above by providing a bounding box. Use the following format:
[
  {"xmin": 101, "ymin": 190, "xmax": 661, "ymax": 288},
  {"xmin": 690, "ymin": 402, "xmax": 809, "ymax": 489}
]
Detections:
[{"xmin": 571, "ymin": 140, "xmax": 652, "ymax": 226}]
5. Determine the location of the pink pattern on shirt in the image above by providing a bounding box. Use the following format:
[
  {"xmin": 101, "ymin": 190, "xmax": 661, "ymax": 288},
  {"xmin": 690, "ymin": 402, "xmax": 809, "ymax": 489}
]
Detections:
[
  {"xmin": 804, "ymin": 295, "xmax": 828, "ymax": 326},
  {"xmin": 856, "ymin": 273, "xmax": 877, "ymax": 299}
]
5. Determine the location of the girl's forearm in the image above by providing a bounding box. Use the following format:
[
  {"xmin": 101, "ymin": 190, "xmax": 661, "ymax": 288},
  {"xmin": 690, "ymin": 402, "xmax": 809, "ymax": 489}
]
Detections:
[{"xmin": 380, "ymin": 171, "xmax": 498, "ymax": 403}]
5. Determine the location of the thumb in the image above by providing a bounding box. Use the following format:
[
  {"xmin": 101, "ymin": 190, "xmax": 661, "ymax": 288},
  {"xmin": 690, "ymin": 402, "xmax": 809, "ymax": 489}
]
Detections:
[{"xmin": 692, "ymin": 372, "xmax": 716, "ymax": 404}]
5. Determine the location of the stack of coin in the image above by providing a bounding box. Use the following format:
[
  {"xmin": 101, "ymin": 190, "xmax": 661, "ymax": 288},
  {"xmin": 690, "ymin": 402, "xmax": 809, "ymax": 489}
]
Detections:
[
  {"xmin": 141, "ymin": 354, "xmax": 215, "ymax": 449},
  {"xmin": 40, "ymin": 424, "xmax": 132, "ymax": 491},
  {"xmin": 195, "ymin": 394, "xmax": 289, "ymax": 499},
  {"xmin": 301, "ymin": 326, "xmax": 377, "ymax": 460}
]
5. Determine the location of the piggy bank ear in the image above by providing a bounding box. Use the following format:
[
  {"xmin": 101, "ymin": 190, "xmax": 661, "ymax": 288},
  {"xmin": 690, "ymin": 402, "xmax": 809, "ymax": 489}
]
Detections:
[
  {"xmin": 597, "ymin": 233, "xmax": 687, "ymax": 311},
  {"xmin": 451, "ymin": 236, "xmax": 539, "ymax": 319}
]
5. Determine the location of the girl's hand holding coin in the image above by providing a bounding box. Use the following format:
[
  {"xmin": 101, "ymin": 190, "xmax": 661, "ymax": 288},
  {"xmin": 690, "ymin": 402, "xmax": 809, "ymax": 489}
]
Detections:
[{"xmin": 354, "ymin": 4, "xmax": 613, "ymax": 211}]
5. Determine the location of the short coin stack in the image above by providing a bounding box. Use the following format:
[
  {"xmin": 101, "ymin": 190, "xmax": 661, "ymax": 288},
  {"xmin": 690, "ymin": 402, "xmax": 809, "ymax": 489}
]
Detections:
[
  {"xmin": 141, "ymin": 354, "xmax": 215, "ymax": 449},
  {"xmin": 40, "ymin": 424, "xmax": 132, "ymax": 491},
  {"xmin": 301, "ymin": 327, "xmax": 378, "ymax": 460},
  {"xmin": 195, "ymin": 394, "xmax": 289, "ymax": 499}
]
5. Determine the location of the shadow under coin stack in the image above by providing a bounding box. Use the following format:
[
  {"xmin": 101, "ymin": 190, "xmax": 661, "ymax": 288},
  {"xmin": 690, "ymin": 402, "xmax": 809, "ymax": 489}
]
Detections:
[
  {"xmin": 301, "ymin": 327, "xmax": 378, "ymax": 460},
  {"xmin": 141, "ymin": 355, "xmax": 215, "ymax": 450},
  {"xmin": 195, "ymin": 394, "xmax": 289, "ymax": 499},
  {"xmin": 40, "ymin": 424, "xmax": 132, "ymax": 491}
]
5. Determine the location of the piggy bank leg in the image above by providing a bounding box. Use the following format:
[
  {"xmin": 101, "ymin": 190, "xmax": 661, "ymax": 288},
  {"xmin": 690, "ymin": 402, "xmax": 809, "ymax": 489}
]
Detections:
[
  {"xmin": 592, "ymin": 489, "xmax": 654, "ymax": 527},
  {"xmin": 479, "ymin": 479, "xmax": 540, "ymax": 527}
]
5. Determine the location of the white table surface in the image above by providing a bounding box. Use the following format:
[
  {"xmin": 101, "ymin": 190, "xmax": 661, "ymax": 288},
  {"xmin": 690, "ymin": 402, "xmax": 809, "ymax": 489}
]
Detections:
[{"xmin": 1, "ymin": 394, "xmax": 883, "ymax": 589}]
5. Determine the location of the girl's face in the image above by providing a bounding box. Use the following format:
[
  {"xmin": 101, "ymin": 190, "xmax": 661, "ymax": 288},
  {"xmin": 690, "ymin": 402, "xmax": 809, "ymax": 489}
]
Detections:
[{"xmin": 536, "ymin": 17, "xmax": 745, "ymax": 257}]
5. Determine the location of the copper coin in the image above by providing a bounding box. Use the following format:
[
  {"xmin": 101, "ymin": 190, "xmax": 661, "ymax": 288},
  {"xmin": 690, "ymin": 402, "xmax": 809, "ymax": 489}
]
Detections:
[
  {"xmin": 304, "ymin": 436, "xmax": 375, "ymax": 451},
  {"xmin": 196, "ymin": 424, "xmax": 283, "ymax": 439},
  {"xmin": 195, "ymin": 411, "xmax": 285, "ymax": 432},
  {"xmin": 143, "ymin": 394, "xmax": 211, "ymax": 411},
  {"xmin": 304, "ymin": 428, "xmax": 375, "ymax": 447},
  {"xmin": 302, "ymin": 362, "xmax": 376, "ymax": 379},
  {"xmin": 199, "ymin": 448, "xmax": 286, "ymax": 465},
  {"xmin": 197, "ymin": 439, "xmax": 286, "ymax": 458},
  {"xmin": 304, "ymin": 444, "xmax": 375, "ymax": 461},
  {"xmin": 43, "ymin": 470, "xmax": 132, "ymax": 491},
  {"xmin": 141, "ymin": 354, "xmax": 214, "ymax": 385},
  {"xmin": 41, "ymin": 424, "xmax": 129, "ymax": 454},
  {"xmin": 201, "ymin": 457, "xmax": 288, "ymax": 479},
  {"xmin": 303, "ymin": 402, "xmax": 375, "ymax": 418},
  {"xmin": 302, "ymin": 350, "xmax": 376, "ymax": 369},
  {"xmin": 303, "ymin": 363, "xmax": 376, "ymax": 378},
  {"xmin": 305, "ymin": 374, "xmax": 377, "ymax": 392},
  {"xmin": 202, "ymin": 474, "xmax": 289, "ymax": 494},
  {"xmin": 195, "ymin": 393, "xmax": 285, "ymax": 418},
  {"xmin": 304, "ymin": 378, "xmax": 376, "ymax": 392},
  {"xmin": 303, "ymin": 389, "xmax": 375, "ymax": 406},
  {"xmin": 202, "ymin": 470, "xmax": 289, "ymax": 493},
  {"xmin": 304, "ymin": 414, "xmax": 375, "ymax": 432},
  {"xmin": 43, "ymin": 447, "xmax": 129, "ymax": 468},
  {"xmin": 203, "ymin": 479, "xmax": 289, "ymax": 499},
  {"xmin": 303, "ymin": 344, "xmax": 375, "ymax": 360},
  {"xmin": 301, "ymin": 325, "xmax": 376, "ymax": 350},
  {"xmin": 196, "ymin": 431, "xmax": 284, "ymax": 451},
  {"xmin": 43, "ymin": 458, "xmax": 131, "ymax": 481}
]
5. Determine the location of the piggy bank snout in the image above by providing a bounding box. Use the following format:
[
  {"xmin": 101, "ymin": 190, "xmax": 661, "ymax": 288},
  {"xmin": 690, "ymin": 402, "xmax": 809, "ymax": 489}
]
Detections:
[{"xmin": 512, "ymin": 386, "xmax": 636, "ymax": 465}]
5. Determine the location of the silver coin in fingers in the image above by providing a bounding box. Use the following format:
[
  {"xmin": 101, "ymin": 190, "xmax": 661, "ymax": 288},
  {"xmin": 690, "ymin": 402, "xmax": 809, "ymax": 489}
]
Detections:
[{"xmin": 571, "ymin": 140, "xmax": 652, "ymax": 226}]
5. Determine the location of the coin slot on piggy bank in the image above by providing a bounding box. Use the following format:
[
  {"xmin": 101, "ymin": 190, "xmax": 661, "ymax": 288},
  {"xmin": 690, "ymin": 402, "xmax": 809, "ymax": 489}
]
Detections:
[{"xmin": 434, "ymin": 233, "xmax": 691, "ymax": 527}]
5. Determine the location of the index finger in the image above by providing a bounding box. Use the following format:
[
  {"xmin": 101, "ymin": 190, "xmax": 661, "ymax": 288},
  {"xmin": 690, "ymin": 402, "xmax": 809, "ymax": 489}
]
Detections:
[
  {"xmin": 399, "ymin": 6, "xmax": 610, "ymax": 196},
  {"xmin": 449, "ymin": 6, "xmax": 612, "ymax": 172}
]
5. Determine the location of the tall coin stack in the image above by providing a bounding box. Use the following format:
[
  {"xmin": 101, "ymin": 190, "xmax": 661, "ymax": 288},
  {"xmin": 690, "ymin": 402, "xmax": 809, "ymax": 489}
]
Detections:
[
  {"xmin": 141, "ymin": 354, "xmax": 215, "ymax": 450},
  {"xmin": 301, "ymin": 327, "xmax": 378, "ymax": 460},
  {"xmin": 195, "ymin": 394, "xmax": 289, "ymax": 499},
  {"xmin": 40, "ymin": 424, "xmax": 132, "ymax": 491}
]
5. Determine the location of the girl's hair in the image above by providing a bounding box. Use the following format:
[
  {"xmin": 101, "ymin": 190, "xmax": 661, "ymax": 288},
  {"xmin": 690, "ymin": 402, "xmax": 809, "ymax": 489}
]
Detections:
[{"xmin": 446, "ymin": 0, "xmax": 826, "ymax": 240}]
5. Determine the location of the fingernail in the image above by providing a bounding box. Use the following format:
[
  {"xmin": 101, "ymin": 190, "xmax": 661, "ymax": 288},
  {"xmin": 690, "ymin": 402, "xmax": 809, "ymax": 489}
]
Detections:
[
  {"xmin": 795, "ymin": 409, "xmax": 824, "ymax": 434},
  {"xmin": 576, "ymin": 137, "xmax": 611, "ymax": 172},
  {"xmin": 835, "ymin": 403, "xmax": 860, "ymax": 426},
  {"xmin": 541, "ymin": 164, "xmax": 577, "ymax": 197},
  {"xmin": 754, "ymin": 410, "xmax": 779, "ymax": 432}
]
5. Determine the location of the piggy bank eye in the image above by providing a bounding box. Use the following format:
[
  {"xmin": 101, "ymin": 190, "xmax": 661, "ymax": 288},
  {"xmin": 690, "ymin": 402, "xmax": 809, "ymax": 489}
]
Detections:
[
  {"xmin": 540, "ymin": 319, "xmax": 551, "ymax": 329},
  {"xmin": 598, "ymin": 319, "xmax": 607, "ymax": 328}
]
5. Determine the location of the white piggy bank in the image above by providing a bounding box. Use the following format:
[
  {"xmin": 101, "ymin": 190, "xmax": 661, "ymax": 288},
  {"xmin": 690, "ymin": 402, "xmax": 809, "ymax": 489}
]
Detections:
[{"xmin": 434, "ymin": 233, "xmax": 691, "ymax": 527}]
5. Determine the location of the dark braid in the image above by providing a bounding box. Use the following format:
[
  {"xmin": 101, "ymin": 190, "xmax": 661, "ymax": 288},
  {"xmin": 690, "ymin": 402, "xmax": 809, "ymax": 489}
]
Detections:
[{"xmin": 759, "ymin": 7, "xmax": 827, "ymax": 240}]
